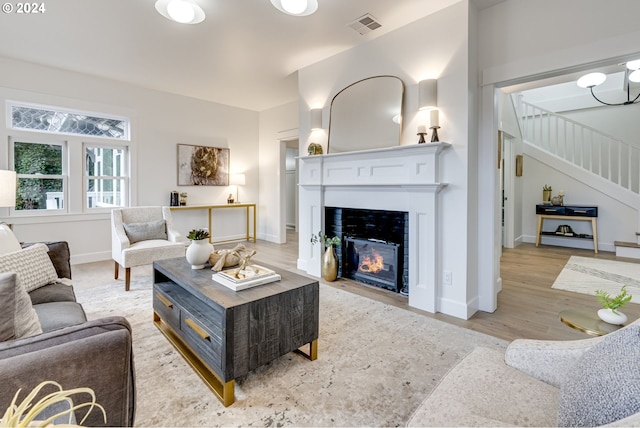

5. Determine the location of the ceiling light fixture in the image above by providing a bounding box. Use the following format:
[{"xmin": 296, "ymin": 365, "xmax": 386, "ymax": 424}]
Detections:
[
  {"xmin": 270, "ymin": 0, "xmax": 318, "ymax": 16},
  {"xmin": 576, "ymin": 60, "xmax": 640, "ymax": 106},
  {"xmin": 155, "ymin": 0, "xmax": 205, "ymax": 24}
]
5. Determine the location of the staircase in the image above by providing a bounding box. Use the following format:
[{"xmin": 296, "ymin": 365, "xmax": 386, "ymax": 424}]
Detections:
[{"xmin": 517, "ymin": 98, "xmax": 640, "ymax": 257}]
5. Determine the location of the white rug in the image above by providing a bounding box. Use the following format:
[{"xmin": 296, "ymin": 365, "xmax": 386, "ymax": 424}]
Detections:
[
  {"xmin": 552, "ymin": 256, "xmax": 640, "ymax": 303},
  {"xmin": 73, "ymin": 264, "xmax": 508, "ymax": 427}
]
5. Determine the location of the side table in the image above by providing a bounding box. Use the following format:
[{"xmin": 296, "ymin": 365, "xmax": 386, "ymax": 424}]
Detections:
[{"xmin": 560, "ymin": 309, "xmax": 623, "ymax": 336}]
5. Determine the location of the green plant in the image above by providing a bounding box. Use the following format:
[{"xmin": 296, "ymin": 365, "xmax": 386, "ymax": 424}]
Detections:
[
  {"xmin": 310, "ymin": 231, "xmax": 341, "ymax": 247},
  {"xmin": 595, "ymin": 286, "xmax": 632, "ymax": 315},
  {"xmin": 0, "ymin": 380, "xmax": 106, "ymax": 427},
  {"xmin": 543, "ymin": 184, "xmax": 552, "ymax": 191},
  {"xmin": 186, "ymin": 228, "xmax": 210, "ymax": 240}
]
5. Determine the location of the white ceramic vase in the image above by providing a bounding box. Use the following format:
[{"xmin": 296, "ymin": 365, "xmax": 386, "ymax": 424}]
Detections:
[
  {"xmin": 186, "ymin": 239, "xmax": 213, "ymax": 269},
  {"xmin": 597, "ymin": 308, "xmax": 627, "ymax": 325}
]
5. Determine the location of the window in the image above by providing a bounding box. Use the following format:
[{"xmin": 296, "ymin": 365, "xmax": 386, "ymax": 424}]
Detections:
[
  {"xmin": 11, "ymin": 103, "xmax": 129, "ymax": 140},
  {"xmin": 12, "ymin": 140, "xmax": 66, "ymax": 211},
  {"xmin": 85, "ymin": 144, "xmax": 128, "ymax": 208},
  {"xmin": 7, "ymin": 101, "xmax": 131, "ymax": 214}
]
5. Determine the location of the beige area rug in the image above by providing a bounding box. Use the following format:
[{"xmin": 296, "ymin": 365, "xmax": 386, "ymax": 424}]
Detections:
[
  {"xmin": 74, "ymin": 264, "xmax": 507, "ymax": 427},
  {"xmin": 552, "ymin": 256, "xmax": 640, "ymax": 303}
]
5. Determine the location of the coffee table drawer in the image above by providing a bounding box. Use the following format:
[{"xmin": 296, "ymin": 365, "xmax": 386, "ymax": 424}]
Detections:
[
  {"xmin": 153, "ymin": 283, "xmax": 181, "ymax": 329},
  {"xmin": 180, "ymin": 310, "xmax": 223, "ymax": 373}
]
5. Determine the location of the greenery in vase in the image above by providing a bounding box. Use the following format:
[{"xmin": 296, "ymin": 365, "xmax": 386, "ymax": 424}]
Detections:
[
  {"xmin": 310, "ymin": 231, "xmax": 341, "ymax": 247},
  {"xmin": 595, "ymin": 285, "xmax": 632, "ymax": 315},
  {"xmin": 186, "ymin": 228, "xmax": 210, "ymax": 241},
  {"xmin": 543, "ymin": 184, "xmax": 552, "ymax": 191}
]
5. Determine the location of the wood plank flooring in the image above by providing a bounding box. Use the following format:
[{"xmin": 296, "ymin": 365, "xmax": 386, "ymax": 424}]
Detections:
[{"xmin": 221, "ymin": 231, "xmax": 640, "ymax": 343}]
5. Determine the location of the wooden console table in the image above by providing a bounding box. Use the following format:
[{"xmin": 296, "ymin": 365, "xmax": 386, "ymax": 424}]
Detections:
[
  {"xmin": 535, "ymin": 204, "xmax": 598, "ymax": 253},
  {"xmin": 170, "ymin": 203, "xmax": 256, "ymax": 244}
]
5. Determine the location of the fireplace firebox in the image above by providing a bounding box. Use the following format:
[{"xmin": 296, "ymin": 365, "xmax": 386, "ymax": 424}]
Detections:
[{"xmin": 344, "ymin": 237, "xmax": 401, "ymax": 292}]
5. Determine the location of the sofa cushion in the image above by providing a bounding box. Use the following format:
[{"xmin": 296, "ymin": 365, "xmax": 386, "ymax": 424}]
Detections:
[
  {"xmin": 0, "ymin": 244, "xmax": 59, "ymax": 293},
  {"xmin": 29, "ymin": 281, "xmax": 76, "ymax": 305},
  {"xmin": 33, "ymin": 302, "xmax": 86, "ymax": 333},
  {"xmin": 123, "ymin": 219, "xmax": 167, "ymax": 244},
  {"xmin": 558, "ymin": 325, "xmax": 640, "ymax": 427},
  {"xmin": 407, "ymin": 347, "xmax": 559, "ymax": 427},
  {"xmin": 0, "ymin": 272, "xmax": 42, "ymax": 341}
]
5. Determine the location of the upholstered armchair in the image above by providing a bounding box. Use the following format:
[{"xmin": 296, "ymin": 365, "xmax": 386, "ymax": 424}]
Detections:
[{"xmin": 111, "ymin": 206, "xmax": 186, "ymax": 291}]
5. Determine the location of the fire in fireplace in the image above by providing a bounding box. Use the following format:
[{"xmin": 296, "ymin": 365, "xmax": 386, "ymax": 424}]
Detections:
[{"xmin": 344, "ymin": 237, "xmax": 402, "ymax": 293}]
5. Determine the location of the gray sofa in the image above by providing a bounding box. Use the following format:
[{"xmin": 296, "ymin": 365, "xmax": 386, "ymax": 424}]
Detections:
[
  {"xmin": 0, "ymin": 241, "xmax": 136, "ymax": 427},
  {"xmin": 407, "ymin": 319, "xmax": 640, "ymax": 427}
]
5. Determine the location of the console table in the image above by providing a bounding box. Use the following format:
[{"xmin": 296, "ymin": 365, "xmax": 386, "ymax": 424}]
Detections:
[
  {"xmin": 535, "ymin": 205, "xmax": 598, "ymax": 253},
  {"xmin": 170, "ymin": 203, "xmax": 256, "ymax": 244}
]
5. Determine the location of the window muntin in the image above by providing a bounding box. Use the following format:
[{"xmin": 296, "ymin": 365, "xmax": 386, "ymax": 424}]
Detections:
[
  {"xmin": 13, "ymin": 141, "xmax": 66, "ymax": 211},
  {"xmin": 85, "ymin": 145, "xmax": 128, "ymax": 208},
  {"xmin": 10, "ymin": 103, "xmax": 129, "ymax": 140}
]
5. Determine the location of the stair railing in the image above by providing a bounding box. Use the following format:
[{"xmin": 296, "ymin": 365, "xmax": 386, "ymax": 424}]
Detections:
[{"xmin": 519, "ymin": 100, "xmax": 640, "ymax": 195}]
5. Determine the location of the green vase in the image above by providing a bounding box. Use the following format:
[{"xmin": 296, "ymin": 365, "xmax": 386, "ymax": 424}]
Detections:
[{"xmin": 321, "ymin": 245, "xmax": 338, "ymax": 282}]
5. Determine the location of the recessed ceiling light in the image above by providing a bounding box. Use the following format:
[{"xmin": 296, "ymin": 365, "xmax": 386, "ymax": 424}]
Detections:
[
  {"xmin": 270, "ymin": 0, "xmax": 318, "ymax": 16},
  {"xmin": 155, "ymin": 0, "xmax": 205, "ymax": 24}
]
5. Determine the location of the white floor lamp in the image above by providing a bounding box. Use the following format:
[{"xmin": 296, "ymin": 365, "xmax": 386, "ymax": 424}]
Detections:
[{"xmin": 0, "ymin": 170, "xmax": 17, "ymax": 228}]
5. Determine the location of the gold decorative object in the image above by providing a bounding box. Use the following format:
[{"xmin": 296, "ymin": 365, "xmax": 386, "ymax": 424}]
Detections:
[{"xmin": 322, "ymin": 246, "xmax": 338, "ymax": 282}]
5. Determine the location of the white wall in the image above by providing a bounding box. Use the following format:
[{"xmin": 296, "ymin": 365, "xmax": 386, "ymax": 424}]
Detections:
[
  {"xmin": 297, "ymin": 2, "xmax": 477, "ymax": 319},
  {"xmin": 257, "ymin": 101, "xmax": 298, "ymax": 244},
  {"xmin": 0, "ymin": 56, "xmax": 260, "ymax": 263}
]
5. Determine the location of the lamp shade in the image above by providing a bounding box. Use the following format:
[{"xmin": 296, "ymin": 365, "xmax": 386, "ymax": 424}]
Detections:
[
  {"xmin": 229, "ymin": 173, "xmax": 246, "ymax": 186},
  {"xmin": 0, "ymin": 170, "xmax": 16, "ymax": 208},
  {"xmin": 418, "ymin": 79, "xmax": 437, "ymax": 110},
  {"xmin": 310, "ymin": 108, "xmax": 322, "ymax": 130},
  {"xmin": 577, "ymin": 72, "xmax": 606, "ymax": 88}
]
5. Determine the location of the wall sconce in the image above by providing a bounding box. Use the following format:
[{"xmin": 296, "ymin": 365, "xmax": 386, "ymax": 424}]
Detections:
[
  {"xmin": 310, "ymin": 108, "xmax": 322, "ymax": 130},
  {"xmin": 418, "ymin": 79, "xmax": 437, "ymax": 111},
  {"xmin": 229, "ymin": 173, "xmax": 246, "ymax": 204}
]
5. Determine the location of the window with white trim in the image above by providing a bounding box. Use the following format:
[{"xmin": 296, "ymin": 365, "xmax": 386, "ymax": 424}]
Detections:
[
  {"xmin": 85, "ymin": 144, "xmax": 128, "ymax": 208},
  {"xmin": 7, "ymin": 101, "xmax": 131, "ymax": 213},
  {"xmin": 12, "ymin": 140, "xmax": 66, "ymax": 211}
]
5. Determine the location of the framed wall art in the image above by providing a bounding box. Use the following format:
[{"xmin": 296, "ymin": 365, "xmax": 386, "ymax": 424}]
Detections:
[{"xmin": 177, "ymin": 144, "xmax": 230, "ymax": 186}]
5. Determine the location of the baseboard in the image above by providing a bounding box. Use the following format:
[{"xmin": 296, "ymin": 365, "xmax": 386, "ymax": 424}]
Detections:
[
  {"xmin": 71, "ymin": 251, "xmax": 111, "ymax": 265},
  {"xmin": 615, "ymin": 246, "xmax": 640, "ymax": 260}
]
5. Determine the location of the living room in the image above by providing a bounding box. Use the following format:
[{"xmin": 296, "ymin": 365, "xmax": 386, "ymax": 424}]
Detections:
[{"xmin": 1, "ymin": 0, "xmax": 640, "ymax": 426}]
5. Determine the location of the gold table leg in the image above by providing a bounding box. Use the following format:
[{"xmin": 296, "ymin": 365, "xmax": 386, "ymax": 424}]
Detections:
[{"xmin": 295, "ymin": 339, "xmax": 318, "ymax": 361}]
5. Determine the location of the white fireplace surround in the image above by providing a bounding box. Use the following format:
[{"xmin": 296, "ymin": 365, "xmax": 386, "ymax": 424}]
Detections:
[{"xmin": 297, "ymin": 143, "xmax": 450, "ymax": 313}]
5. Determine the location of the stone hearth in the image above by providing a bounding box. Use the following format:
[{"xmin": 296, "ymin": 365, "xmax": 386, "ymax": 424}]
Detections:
[{"xmin": 297, "ymin": 143, "xmax": 449, "ymax": 313}]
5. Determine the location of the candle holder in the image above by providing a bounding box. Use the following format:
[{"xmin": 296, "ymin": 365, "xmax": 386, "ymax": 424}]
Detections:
[
  {"xmin": 430, "ymin": 126, "xmax": 440, "ymax": 142},
  {"xmin": 417, "ymin": 132, "xmax": 427, "ymax": 144}
]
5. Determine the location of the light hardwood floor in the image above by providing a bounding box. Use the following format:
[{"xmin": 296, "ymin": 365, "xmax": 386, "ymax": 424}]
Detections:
[{"xmin": 218, "ymin": 230, "xmax": 640, "ymax": 343}]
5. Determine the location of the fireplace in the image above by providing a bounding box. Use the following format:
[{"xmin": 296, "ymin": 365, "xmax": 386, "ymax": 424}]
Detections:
[
  {"xmin": 325, "ymin": 207, "xmax": 408, "ymax": 295},
  {"xmin": 344, "ymin": 237, "xmax": 402, "ymax": 292}
]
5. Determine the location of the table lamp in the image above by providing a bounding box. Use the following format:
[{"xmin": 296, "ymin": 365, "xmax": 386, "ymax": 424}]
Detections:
[
  {"xmin": 229, "ymin": 173, "xmax": 245, "ymax": 204},
  {"xmin": 0, "ymin": 170, "xmax": 16, "ymax": 228}
]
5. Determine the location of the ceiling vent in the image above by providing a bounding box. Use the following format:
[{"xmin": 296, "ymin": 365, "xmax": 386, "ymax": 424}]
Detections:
[{"xmin": 348, "ymin": 14, "xmax": 382, "ymax": 35}]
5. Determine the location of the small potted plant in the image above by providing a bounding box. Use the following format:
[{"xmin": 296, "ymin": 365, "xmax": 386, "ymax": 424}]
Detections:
[
  {"xmin": 311, "ymin": 231, "xmax": 340, "ymax": 282},
  {"xmin": 185, "ymin": 229, "xmax": 213, "ymax": 269},
  {"xmin": 595, "ymin": 285, "xmax": 632, "ymax": 325}
]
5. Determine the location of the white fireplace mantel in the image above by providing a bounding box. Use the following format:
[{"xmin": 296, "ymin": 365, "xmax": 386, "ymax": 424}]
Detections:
[{"xmin": 297, "ymin": 142, "xmax": 450, "ymax": 314}]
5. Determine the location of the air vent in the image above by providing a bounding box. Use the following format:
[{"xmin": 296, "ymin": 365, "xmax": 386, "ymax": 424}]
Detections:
[{"xmin": 348, "ymin": 14, "xmax": 382, "ymax": 35}]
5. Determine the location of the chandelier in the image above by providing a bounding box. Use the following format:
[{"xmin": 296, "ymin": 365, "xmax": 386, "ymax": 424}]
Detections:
[{"xmin": 577, "ymin": 60, "xmax": 640, "ymax": 106}]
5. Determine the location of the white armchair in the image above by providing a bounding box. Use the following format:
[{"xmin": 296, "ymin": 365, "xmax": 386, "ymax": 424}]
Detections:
[{"xmin": 111, "ymin": 206, "xmax": 186, "ymax": 291}]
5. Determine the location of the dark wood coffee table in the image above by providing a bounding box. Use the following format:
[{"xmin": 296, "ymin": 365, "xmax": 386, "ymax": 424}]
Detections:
[{"xmin": 152, "ymin": 257, "xmax": 319, "ymax": 406}]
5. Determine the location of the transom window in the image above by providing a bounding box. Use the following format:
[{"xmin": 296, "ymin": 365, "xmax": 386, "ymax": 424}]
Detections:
[{"xmin": 10, "ymin": 103, "xmax": 129, "ymax": 140}]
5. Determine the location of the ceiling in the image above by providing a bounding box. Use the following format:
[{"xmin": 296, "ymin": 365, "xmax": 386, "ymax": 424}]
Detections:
[{"xmin": 0, "ymin": 0, "xmax": 502, "ymax": 112}]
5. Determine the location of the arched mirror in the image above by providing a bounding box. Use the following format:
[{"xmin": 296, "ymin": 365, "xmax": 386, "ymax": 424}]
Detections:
[{"xmin": 328, "ymin": 76, "xmax": 404, "ymax": 154}]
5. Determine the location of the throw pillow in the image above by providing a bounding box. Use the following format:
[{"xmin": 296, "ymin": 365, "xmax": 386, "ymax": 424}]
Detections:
[
  {"xmin": 0, "ymin": 243, "xmax": 59, "ymax": 293},
  {"xmin": 0, "ymin": 223, "xmax": 21, "ymax": 255},
  {"xmin": 558, "ymin": 325, "xmax": 640, "ymax": 426},
  {"xmin": 0, "ymin": 272, "xmax": 42, "ymax": 341},
  {"xmin": 123, "ymin": 219, "xmax": 167, "ymax": 244}
]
